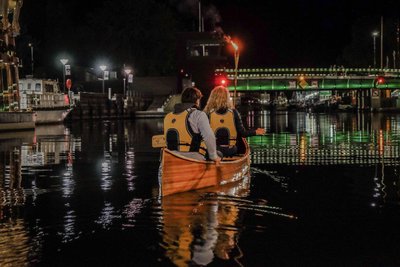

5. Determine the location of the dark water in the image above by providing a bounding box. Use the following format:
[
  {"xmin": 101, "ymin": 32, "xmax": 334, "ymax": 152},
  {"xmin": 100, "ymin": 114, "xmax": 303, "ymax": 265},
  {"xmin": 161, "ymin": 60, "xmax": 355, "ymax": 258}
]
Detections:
[{"xmin": 1, "ymin": 112, "xmax": 400, "ymax": 266}]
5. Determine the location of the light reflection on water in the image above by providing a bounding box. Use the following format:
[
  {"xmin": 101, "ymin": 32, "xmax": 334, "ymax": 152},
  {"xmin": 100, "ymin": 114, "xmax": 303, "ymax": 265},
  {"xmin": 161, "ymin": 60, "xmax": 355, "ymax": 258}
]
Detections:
[
  {"xmin": 124, "ymin": 150, "xmax": 136, "ymax": 192},
  {"xmin": 158, "ymin": 176, "xmax": 290, "ymax": 266},
  {"xmin": 0, "ymin": 219, "xmax": 30, "ymax": 265},
  {"xmin": 0, "ymin": 113, "xmax": 399, "ymax": 265},
  {"xmin": 247, "ymin": 111, "xmax": 400, "ymax": 166}
]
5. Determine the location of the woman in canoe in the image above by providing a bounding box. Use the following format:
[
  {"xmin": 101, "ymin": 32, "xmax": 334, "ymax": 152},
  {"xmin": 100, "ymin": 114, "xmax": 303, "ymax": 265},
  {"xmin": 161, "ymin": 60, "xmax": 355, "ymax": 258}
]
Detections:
[{"xmin": 203, "ymin": 86, "xmax": 265, "ymax": 157}]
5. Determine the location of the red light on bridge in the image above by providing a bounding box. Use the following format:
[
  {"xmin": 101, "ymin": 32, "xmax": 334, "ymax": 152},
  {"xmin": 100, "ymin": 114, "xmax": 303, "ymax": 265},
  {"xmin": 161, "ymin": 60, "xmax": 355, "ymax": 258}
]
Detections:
[
  {"xmin": 216, "ymin": 77, "xmax": 228, "ymax": 86},
  {"xmin": 215, "ymin": 72, "xmax": 229, "ymax": 86},
  {"xmin": 374, "ymin": 76, "xmax": 385, "ymax": 87}
]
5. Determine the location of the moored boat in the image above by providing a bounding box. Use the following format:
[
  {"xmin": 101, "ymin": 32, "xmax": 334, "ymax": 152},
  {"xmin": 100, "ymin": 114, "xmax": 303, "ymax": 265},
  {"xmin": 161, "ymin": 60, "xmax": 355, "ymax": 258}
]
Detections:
[
  {"xmin": 19, "ymin": 78, "xmax": 72, "ymax": 124},
  {"xmin": 158, "ymin": 137, "xmax": 251, "ymax": 196}
]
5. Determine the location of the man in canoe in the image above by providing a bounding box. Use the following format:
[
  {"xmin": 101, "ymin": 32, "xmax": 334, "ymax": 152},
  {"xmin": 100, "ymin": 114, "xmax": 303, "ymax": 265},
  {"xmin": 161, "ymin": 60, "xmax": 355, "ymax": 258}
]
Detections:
[
  {"xmin": 204, "ymin": 85, "xmax": 266, "ymax": 157},
  {"xmin": 164, "ymin": 87, "xmax": 221, "ymax": 163}
]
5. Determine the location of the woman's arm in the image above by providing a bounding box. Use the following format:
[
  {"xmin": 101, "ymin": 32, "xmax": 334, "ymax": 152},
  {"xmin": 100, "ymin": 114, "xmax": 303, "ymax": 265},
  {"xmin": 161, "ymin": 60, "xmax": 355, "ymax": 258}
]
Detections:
[{"xmin": 233, "ymin": 109, "xmax": 256, "ymax": 137}]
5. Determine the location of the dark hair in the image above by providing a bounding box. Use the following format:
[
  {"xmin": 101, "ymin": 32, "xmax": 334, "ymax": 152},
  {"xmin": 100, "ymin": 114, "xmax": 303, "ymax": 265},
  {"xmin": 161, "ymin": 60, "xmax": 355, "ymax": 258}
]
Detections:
[{"xmin": 181, "ymin": 87, "xmax": 203, "ymax": 103}]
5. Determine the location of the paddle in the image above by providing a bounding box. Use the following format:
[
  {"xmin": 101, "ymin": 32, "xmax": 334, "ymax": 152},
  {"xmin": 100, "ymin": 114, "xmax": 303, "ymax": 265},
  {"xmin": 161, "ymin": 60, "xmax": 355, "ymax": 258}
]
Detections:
[{"xmin": 152, "ymin": 135, "xmax": 166, "ymax": 148}]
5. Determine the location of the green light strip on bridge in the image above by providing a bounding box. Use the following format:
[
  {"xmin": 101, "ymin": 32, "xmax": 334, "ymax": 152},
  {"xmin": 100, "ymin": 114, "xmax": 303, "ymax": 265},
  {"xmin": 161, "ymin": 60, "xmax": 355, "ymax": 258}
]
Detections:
[
  {"xmin": 227, "ymin": 78, "xmax": 400, "ymax": 91},
  {"xmin": 216, "ymin": 67, "xmax": 400, "ymax": 75}
]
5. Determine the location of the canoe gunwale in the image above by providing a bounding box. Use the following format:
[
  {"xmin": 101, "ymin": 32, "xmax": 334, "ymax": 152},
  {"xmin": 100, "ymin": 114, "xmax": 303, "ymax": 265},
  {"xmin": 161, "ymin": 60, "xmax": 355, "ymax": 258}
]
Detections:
[{"xmin": 162, "ymin": 137, "xmax": 250, "ymax": 165}]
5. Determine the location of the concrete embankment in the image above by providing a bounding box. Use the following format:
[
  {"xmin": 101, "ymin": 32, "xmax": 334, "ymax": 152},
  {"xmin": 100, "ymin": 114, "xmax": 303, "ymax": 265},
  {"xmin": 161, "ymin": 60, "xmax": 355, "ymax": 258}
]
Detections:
[
  {"xmin": 134, "ymin": 94, "xmax": 181, "ymax": 118},
  {"xmin": 67, "ymin": 92, "xmax": 181, "ymax": 120},
  {"xmin": 67, "ymin": 92, "xmax": 153, "ymax": 120}
]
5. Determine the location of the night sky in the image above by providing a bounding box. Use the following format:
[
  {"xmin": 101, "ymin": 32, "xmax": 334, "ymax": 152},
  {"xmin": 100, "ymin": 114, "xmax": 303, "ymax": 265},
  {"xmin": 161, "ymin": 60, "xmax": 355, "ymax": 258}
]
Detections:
[
  {"xmin": 201, "ymin": 0, "xmax": 400, "ymax": 67},
  {"xmin": 17, "ymin": 0, "xmax": 400, "ymax": 77}
]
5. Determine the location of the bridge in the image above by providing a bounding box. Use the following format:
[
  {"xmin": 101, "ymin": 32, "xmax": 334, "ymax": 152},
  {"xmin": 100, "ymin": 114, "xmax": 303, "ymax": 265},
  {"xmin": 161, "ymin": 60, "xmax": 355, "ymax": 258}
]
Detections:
[{"xmin": 217, "ymin": 67, "xmax": 400, "ymax": 91}]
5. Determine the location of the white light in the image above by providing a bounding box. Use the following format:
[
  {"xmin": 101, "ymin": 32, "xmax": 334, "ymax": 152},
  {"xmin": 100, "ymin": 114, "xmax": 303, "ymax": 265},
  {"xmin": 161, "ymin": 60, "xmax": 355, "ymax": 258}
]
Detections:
[
  {"xmin": 231, "ymin": 41, "xmax": 239, "ymax": 51},
  {"xmin": 99, "ymin": 65, "xmax": 107, "ymax": 71},
  {"xmin": 60, "ymin": 58, "xmax": 68, "ymax": 65},
  {"xmin": 124, "ymin": 68, "xmax": 132, "ymax": 75}
]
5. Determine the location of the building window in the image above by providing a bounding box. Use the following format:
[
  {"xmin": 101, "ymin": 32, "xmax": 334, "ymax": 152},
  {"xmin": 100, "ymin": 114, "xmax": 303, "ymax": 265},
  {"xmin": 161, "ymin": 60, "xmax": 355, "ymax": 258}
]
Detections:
[{"xmin": 35, "ymin": 83, "xmax": 41, "ymax": 92}]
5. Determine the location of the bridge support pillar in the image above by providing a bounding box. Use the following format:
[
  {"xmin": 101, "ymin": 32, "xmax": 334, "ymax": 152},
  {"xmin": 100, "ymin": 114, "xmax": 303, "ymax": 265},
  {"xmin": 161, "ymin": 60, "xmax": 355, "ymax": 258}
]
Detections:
[
  {"xmin": 357, "ymin": 90, "xmax": 372, "ymax": 111},
  {"xmin": 371, "ymin": 88, "xmax": 382, "ymax": 111}
]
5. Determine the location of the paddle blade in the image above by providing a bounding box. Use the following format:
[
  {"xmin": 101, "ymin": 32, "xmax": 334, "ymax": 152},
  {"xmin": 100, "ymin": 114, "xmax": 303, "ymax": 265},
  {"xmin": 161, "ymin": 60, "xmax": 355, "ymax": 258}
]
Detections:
[{"xmin": 152, "ymin": 135, "xmax": 166, "ymax": 148}]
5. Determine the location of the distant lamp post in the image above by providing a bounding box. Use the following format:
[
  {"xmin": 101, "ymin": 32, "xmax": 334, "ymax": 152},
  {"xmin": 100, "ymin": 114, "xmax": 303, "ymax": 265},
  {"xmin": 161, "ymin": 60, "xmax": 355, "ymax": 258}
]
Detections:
[
  {"xmin": 223, "ymin": 35, "xmax": 240, "ymax": 105},
  {"xmin": 232, "ymin": 41, "xmax": 239, "ymax": 106},
  {"xmin": 123, "ymin": 68, "xmax": 132, "ymax": 97},
  {"xmin": 99, "ymin": 65, "xmax": 107, "ymax": 94},
  {"xmin": 226, "ymin": 37, "xmax": 239, "ymax": 105},
  {"xmin": 60, "ymin": 58, "xmax": 69, "ymax": 92},
  {"xmin": 28, "ymin": 43, "xmax": 34, "ymax": 76},
  {"xmin": 372, "ymin": 31, "xmax": 379, "ymax": 68}
]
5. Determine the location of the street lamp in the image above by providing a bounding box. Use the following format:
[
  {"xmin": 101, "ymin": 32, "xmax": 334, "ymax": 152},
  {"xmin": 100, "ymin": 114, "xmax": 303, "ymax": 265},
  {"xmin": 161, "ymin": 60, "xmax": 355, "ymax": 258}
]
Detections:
[
  {"xmin": 123, "ymin": 68, "xmax": 132, "ymax": 97},
  {"xmin": 99, "ymin": 65, "xmax": 107, "ymax": 94},
  {"xmin": 60, "ymin": 58, "xmax": 69, "ymax": 92},
  {"xmin": 232, "ymin": 41, "xmax": 239, "ymax": 106},
  {"xmin": 224, "ymin": 35, "xmax": 239, "ymax": 106},
  {"xmin": 372, "ymin": 31, "xmax": 379, "ymax": 68},
  {"xmin": 28, "ymin": 43, "xmax": 34, "ymax": 76}
]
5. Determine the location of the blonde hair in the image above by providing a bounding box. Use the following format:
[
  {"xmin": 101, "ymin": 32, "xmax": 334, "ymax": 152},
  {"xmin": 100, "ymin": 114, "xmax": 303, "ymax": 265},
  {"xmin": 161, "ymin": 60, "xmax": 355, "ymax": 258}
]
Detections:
[{"xmin": 203, "ymin": 86, "xmax": 234, "ymax": 114}]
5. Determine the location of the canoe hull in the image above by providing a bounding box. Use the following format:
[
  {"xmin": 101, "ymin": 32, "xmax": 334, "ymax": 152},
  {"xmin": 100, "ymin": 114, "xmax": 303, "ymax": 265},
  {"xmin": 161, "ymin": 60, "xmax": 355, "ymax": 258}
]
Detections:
[{"xmin": 161, "ymin": 139, "xmax": 250, "ymax": 196}]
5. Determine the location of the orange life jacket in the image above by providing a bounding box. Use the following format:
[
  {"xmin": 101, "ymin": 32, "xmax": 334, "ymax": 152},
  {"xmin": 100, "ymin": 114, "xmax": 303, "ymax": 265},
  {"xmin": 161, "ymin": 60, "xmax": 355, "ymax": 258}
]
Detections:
[
  {"xmin": 209, "ymin": 109, "xmax": 237, "ymax": 146},
  {"xmin": 164, "ymin": 108, "xmax": 206, "ymax": 153}
]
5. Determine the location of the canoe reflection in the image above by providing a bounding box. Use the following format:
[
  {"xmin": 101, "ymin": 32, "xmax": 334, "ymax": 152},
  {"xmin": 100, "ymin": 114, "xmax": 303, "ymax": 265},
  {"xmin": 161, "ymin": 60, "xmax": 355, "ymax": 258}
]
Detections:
[{"xmin": 161, "ymin": 176, "xmax": 251, "ymax": 266}]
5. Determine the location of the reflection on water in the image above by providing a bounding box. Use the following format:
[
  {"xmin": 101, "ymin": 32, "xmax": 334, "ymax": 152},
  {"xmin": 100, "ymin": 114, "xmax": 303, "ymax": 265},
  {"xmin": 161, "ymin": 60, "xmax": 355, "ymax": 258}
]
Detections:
[
  {"xmin": 0, "ymin": 146, "xmax": 29, "ymax": 265},
  {"xmin": 0, "ymin": 113, "xmax": 399, "ymax": 265},
  {"xmin": 247, "ymin": 111, "xmax": 400, "ymax": 166},
  {"xmin": 0, "ymin": 121, "xmax": 165, "ymax": 266},
  {"xmin": 161, "ymin": 178, "xmax": 251, "ymax": 266},
  {"xmin": 161, "ymin": 176, "xmax": 294, "ymax": 266},
  {"xmin": 0, "ymin": 219, "xmax": 30, "ymax": 265},
  {"xmin": 247, "ymin": 111, "xmax": 400, "ymax": 214}
]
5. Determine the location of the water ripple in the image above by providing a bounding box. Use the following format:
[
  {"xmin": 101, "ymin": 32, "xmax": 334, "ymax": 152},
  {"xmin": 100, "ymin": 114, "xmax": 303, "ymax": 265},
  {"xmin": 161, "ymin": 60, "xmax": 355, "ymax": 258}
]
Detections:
[{"xmin": 0, "ymin": 219, "xmax": 31, "ymax": 266}]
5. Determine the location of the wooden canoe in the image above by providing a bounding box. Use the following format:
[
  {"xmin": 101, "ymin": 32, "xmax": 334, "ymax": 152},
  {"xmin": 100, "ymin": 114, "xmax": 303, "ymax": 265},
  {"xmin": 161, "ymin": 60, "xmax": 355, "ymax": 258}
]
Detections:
[{"xmin": 160, "ymin": 138, "xmax": 251, "ymax": 196}]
